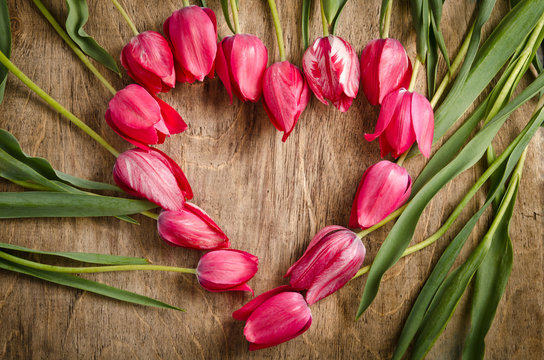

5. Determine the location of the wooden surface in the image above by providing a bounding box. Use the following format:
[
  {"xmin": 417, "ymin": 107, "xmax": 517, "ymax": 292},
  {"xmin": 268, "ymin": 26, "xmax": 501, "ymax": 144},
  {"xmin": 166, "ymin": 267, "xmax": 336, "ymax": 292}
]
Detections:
[{"xmin": 1, "ymin": 0, "xmax": 542, "ymax": 359}]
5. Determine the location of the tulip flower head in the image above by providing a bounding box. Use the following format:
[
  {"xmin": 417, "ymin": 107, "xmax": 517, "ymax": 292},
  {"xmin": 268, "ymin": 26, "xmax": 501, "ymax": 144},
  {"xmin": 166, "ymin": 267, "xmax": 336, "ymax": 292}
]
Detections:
[
  {"xmin": 349, "ymin": 160, "xmax": 412, "ymax": 229},
  {"xmin": 163, "ymin": 6, "xmax": 218, "ymax": 83},
  {"xmin": 302, "ymin": 35, "xmax": 360, "ymax": 112},
  {"xmin": 365, "ymin": 89, "xmax": 434, "ymax": 158},
  {"xmin": 105, "ymin": 84, "xmax": 187, "ymax": 150},
  {"xmin": 120, "ymin": 31, "xmax": 176, "ymax": 94},
  {"xmin": 158, "ymin": 204, "xmax": 230, "ymax": 250},
  {"xmin": 285, "ymin": 226, "xmax": 365, "ymax": 305},
  {"xmin": 233, "ymin": 286, "xmax": 312, "ymax": 350},
  {"xmin": 360, "ymin": 38, "xmax": 412, "ymax": 106},
  {"xmin": 216, "ymin": 34, "xmax": 268, "ymax": 103},
  {"xmin": 262, "ymin": 61, "xmax": 310, "ymax": 141},
  {"xmin": 196, "ymin": 249, "xmax": 258, "ymax": 293},
  {"xmin": 113, "ymin": 147, "xmax": 193, "ymax": 211}
]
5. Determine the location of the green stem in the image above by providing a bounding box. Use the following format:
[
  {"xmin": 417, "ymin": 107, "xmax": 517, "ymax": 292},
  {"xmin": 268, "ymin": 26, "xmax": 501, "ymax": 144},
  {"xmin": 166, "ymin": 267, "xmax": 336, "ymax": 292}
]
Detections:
[
  {"xmin": 267, "ymin": 0, "xmax": 286, "ymax": 61},
  {"xmin": 182, "ymin": 0, "xmax": 190, "ymax": 6},
  {"xmin": 230, "ymin": 0, "xmax": 240, "ymax": 34},
  {"xmin": 381, "ymin": 0, "xmax": 393, "ymax": 39},
  {"xmin": 0, "ymin": 250, "xmax": 196, "ymax": 274},
  {"xmin": 320, "ymin": 0, "xmax": 330, "ymax": 36},
  {"xmin": 396, "ymin": 150, "xmax": 409, "ymax": 166},
  {"xmin": 32, "ymin": 0, "xmax": 117, "ymax": 96},
  {"xmin": 0, "ymin": 50, "xmax": 119, "ymax": 157},
  {"xmin": 356, "ymin": 204, "xmax": 408, "ymax": 238},
  {"xmin": 408, "ymin": 59, "xmax": 421, "ymax": 92},
  {"xmin": 140, "ymin": 211, "xmax": 158, "ymax": 220},
  {"xmin": 110, "ymin": 0, "xmax": 139, "ymax": 36}
]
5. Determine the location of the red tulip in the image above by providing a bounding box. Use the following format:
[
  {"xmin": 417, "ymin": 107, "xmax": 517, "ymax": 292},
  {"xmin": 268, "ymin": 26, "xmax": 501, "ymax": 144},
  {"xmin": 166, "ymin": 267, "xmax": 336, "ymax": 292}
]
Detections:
[
  {"xmin": 196, "ymin": 249, "xmax": 258, "ymax": 293},
  {"xmin": 349, "ymin": 161, "xmax": 412, "ymax": 229},
  {"xmin": 120, "ymin": 31, "xmax": 176, "ymax": 94},
  {"xmin": 262, "ymin": 61, "xmax": 310, "ymax": 141},
  {"xmin": 157, "ymin": 203, "xmax": 230, "ymax": 250},
  {"xmin": 365, "ymin": 89, "xmax": 434, "ymax": 158},
  {"xmin": 285, "ymin": 226, "xmax": 365, "ymax": 305},
  {"xmin": 216, "ymin": 34, "xmax": 268, "ymax": 102},
  {"xmin": 105, "ymin": 84, "xmax": 187, "ymax": 150},
  {"xmin": 233, "ymin": 286, "xmax": 312, "ymax": 350},
  {"xmin": 113, "ymin": 147, "xmax": 193, "ymax": 211},
  {"xmin": 360, "ymin": 38, "xmax": 412, "ymax": 105},
  {"xmin": 163, "ymin": 6, "xmax": 217, "ymax": 83},
  {"xmin": 302, "ymin": 35, "xmax": 360, "ymax": 112}
]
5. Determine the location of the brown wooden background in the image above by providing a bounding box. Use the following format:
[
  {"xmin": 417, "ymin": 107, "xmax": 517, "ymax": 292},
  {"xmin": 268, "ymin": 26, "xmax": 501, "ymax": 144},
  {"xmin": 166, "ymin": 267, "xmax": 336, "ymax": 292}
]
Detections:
[{"xmin": 0, "ymin": 0, "xmax": 542, "ymax": 359}]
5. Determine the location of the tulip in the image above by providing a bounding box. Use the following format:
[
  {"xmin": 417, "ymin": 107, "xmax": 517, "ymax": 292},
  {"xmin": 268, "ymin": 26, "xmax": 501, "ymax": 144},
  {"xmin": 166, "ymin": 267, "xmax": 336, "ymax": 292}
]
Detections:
[
  {"xmin": 216, "ymin": 34, "xmax": 268, "ymax": 103},
  {"xmin": 105, "ymin": 84, "xmax": 187, "ymax": 149},
  {"xmin": 120, "ymin": 31, "xmax": 176, "ymax": 94},
  {"xmin": 262, "ymin": 61, "xmax": 310, "ymax": 141},
  {"xmin": 113, "ymin": 147, "xmax": 193, "ymax": 211},
  {"xmin": 284, "ymin": 226, "xmax": 365, "ymax": 305},
  {"xmin": 302, "ymin": 35, "xmax": 360, "ymax": 112},
  {"xmin": 196, "ymin": 249, "xmax": 258, "ymax": 293},
  {"xmin": 233, "ymin": 286, "xmax": 312, "ymax": 350},
  {"xmin": 365, "ymin": 89, "xmax": 434, "ymax": 158},
  {"xmin": 157, "ymin": 203, "xmax": 230, "ymax": 250},
  {"xmin": 360, "ymin": 38, "xmax": 412, "ymax": 106},
  {"xmin": 163, "ymin": 6, "xmax": 217, "ymax": 83},
  {"xmin": 349, "ymin": 161, "xmax": 412, "ymax": 229}
]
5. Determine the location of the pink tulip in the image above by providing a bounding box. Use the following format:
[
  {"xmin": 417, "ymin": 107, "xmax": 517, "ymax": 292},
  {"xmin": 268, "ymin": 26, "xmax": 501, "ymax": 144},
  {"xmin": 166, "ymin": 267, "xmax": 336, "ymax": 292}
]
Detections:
[
  {"xmin": 113, "ymin": 147, "xmax": 193, "ymax": 211},
  {"xmin": 262, "ymin": 61, "xmax": 310, "ymax": 141},
  {"xmin": 120, "ymin": 31, "xmax": 176, "ymax": 94},
  {"xmin": 365, "ymin": 89, "xmax": 434, "ymax": 158},
  {"xmin": 302, "ymin": 35, "xmax": 360, "ymax": 112},
  {"xmin": 157, "ymin": 203, "xmax": 230, "ymax": 250},
  {"xmin": 360, "ymin": 38, "xmax": 412, "ymax": 105},
  {"xmin": 163, "ymin": 6, "xmax": 217, "ymax": 83},
  {"xmin": 216, "ymin": 34, "xmax": 268, "ymax": 102},
  {"xmin": 196, "ymin": 249, "xmax": 258, "ymax": 293},
  {"xmin": 233, "ymin": 286, "xmax": 312, "ymax": 350},
  {"xmin": 105, "ymin": 84, "xmax": 187, "ymax": 150},
  {"xmin": 349, "ymin": 161, "xmax": 412, "ymax": 229},
  {"xmin": 285, "ymin": 226, "xmax": 365, "ymax": 305}
]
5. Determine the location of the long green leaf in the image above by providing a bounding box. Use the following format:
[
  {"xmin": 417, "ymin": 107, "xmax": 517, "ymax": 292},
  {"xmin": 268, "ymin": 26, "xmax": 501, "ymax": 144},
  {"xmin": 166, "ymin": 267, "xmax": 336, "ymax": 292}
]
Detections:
[
  {"xmin": 0, "ymin": 242, "xmax": 149, "ymax": 265},
  {"xmin": 427, "ymin": 22, "xmax": 439, "ymax": 98},
  {"xmin": 0, "ymin": 0, "xmax": 11, "ymax": 104},
  {"xmin": 321, "ymin": 0, "xmax": 348, "ymax": 26},
  {"xmin": 329, "ymin": 0, "xmax": 349, "ymax": 35},
  {"xmin": 220, "ymin": 0, "xmax": 236, "ymax": 34},
  {"xmin": 302, "ymin": 0, "xmax": 311, "ymax": 50},
  {"xmin": 410, "ymin": 0, "xmax": 430, "ymax": 62},
  {"xmin": 356, "ymin": 74, "xmax": 544, "ymax": 318},
  {"xmin": 0, "ymin": 257, "xmax": 182, "ymax": 311},
  {"xmin": 0, "ymin": 192, "xmax": 157, "ymax": 218},
  {"xmin": 65, "ymin": 0, "xmax": 120, "ymax": 74}
]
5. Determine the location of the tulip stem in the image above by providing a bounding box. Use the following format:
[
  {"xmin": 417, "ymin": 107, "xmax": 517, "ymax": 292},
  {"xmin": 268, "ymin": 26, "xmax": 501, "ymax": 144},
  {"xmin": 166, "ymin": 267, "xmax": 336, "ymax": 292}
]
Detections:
[
  {"xmin": 31, "ymin": 0, "xmax": 117, "ymax": 96},
  {"xmin": 0, "ymin": 50, "xmax": 120, "ymax": 158},
  {"xmin": 356, "ymin": 204, "xmax": 407, "ymax": 238},
  {"xmin": 0, "ymin": 250, "xmax": 197, "ymax": 274},
  {"xmin": 182, "ymin": 0, "xmax": 190, "ymax": 6},
  {"xmin": 408, "ymin": 59, "xmax": 421, "ymax": 92},
  {"xmin": 140, "ymin": 211, "xmax": 159, "ymax": 220},
  {"xmin": 395, "ymin": 151, "xmax": 409, "ymax": 166},
  {"xmin": 320, "ymin": 0, "xmax": 330, "ymax": 36},
  {"xmin": 111, "ymin": 0, "xmax": 139, "ymax": 36},
  {"xmin": 380, "ymin": 0, "xmax": 393, "ymax": 39},
  {"xmin": 267, "ymin": 0, "xmax": 286, "ymax": 62},
  {"xmin": 230, "ymin": 0, "xmax": 241, "ymax": 34}
]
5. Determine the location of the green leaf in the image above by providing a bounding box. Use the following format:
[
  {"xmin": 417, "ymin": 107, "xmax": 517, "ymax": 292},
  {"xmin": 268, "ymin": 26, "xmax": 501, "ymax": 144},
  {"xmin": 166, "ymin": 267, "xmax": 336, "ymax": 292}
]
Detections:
[
  {"xmin": 220, "ymin": 0, "xmax": 239, "ymax": 34},
  {"xmin": 0, "ymin": 257, "xmax": 182, "ymax": 311},
  {"xmin": 356, "ymin": 73, "xmax": 544, "ymax": 318},
  {"xmin": 321, "ymin": 0, "xmax": 348, "ymax": 26},
  {"xmin": 0, "ymin": 0, "xmax": 11, "ymax": 104},
  {"xmin": 0, "ymin": 192, "xmax": 157, "ymax": 218},
  {"xmin": 426, "ymin": 23, "xmax": 439, "ymax": 97},
  {"xmin": 302, "ymin": 0, "xmax": 311, "ymax": 49},
  {"xmin": 54, "ymin": 170, "xmax": 119, "ymax": 191},
  {"xmin": 65, "ymin": 0, "xmax": 120, "ymax": 74},
  {"xmin": 329, "ymin": 0, "xmax": 348, "ymax": 35},
  {"xmin": 0, "ymin": 242, "xmax": 149, "ymax": 265},
  {"xmin": 199, "ymin": 0, "xmax": 207, "ymax": 6},
  {"xmin": 410, "ymin": 0, "xmax": 430, "ymax": 62}
]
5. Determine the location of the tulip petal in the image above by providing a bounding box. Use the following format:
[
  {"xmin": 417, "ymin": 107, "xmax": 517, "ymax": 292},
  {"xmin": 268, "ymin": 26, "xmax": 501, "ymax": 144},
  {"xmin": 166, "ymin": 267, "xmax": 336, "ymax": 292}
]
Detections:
[
  {"xmin": 197, "ymin": 249, "xmax": 258, "ymax": 291},
  {"xmin": 248, "ymin": 317, "xmax": 312, "ymax": 351},
  {"xmin": 360, "ymin": 39, "xmax": 383, "ymax": 106},
  {"xmin": 411, "ymin": 91, "xmax": 434, "ymax": 158},
  {"xmin": 151, "ymin": 147, "xmax": 193, "ymax": 200},
  {"xmin": 364, "ymin": 89, "xmax": 404, "ymax": 142},
  {"xmin": 334, "ymin": 37, "xmax": 360, "ymax": 100},
  {"xmin": 233, "ymin": 285, "xmax": 293, "ymax": 321},
  {"xmin": 383, "ymin": 90, "xmax": 416, "ymax": 157},
  {"xmin": 216, "ymin": 38, "xmax": 233, "ymax": 103},
  {"xmin": 105, "ymin": 109, "xmax": 153, "ymax": 150},
  {"xmin": 153, "ymin": 96, "xmax": 187, "ymax": 135},
  {"xmin": 230, "ymin": 34, "xmax": 268, "ymax": 102},
  {"xmin": 378, "ymin": 39, "xmax": 412, "ymax": 104},
  {"xmin": 302, "ymin": 37, "xmax": 332, "ymax": 105}
]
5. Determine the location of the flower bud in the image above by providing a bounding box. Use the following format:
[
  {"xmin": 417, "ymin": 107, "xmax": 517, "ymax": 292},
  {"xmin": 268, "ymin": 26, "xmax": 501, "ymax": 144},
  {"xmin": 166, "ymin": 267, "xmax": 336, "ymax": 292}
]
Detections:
[
  {"xmin": 365, "ymin": 89, "xmax": 434, "ymax": 158},
  {"xmin": 196, "ymin": 249, "xmax": 258, "ymax": 293},
  {"xmin": 262, "ymin": 61, "xmax": 310, "ymax": 141},
  {"xmin": 360, "ymin": 38, "xmax": 412, "ymax": 105},
  {"xmin": 120, "ymin": 31, "xmax": 176, "ymax": 94},
  {"xmin": 302, "ymin": 35, "xmax": 360, "ymax": 112},
  {"xmin": 113, "ymin": 148, "xmax": 193, "ymax": 211},
  {"xmin": 216, "ymin": 34, "xmax": 268, "ymax": 103},
  {"xmin": 163, "ymin": 6, "xmax": 218, "ymax": 83},
  {"xmin": 233, "ymin": 286, "xmax": 312, "ymax": 350},
  {"xmin": 285, "ymin": 226, "xmax": 365, "ymax": 305},
  {"xmin": 349, "ymin": 161, "xmax": 412, "ymax": 229},
  {"xmin": 157, "ymin": 203, "xmax": 230, "ymax": 250},
  {"xmin": 105, "ymin": 84, "xmax": 187, "ymax": 149}
]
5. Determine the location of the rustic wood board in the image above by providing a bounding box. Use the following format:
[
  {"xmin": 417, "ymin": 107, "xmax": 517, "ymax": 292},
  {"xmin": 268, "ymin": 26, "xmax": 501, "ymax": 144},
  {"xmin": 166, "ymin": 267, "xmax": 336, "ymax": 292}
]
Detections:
[{"xmin": 0, "ymin": 0, "xmax": 542, "ymax": 358}]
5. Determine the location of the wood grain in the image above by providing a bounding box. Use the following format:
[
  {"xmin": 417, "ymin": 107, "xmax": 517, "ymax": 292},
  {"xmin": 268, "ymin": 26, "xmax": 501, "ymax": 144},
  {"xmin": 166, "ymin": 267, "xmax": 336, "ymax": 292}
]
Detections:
[{"xmin": 0, "ymin": 0, "xmax": 542, "ymax": 358}]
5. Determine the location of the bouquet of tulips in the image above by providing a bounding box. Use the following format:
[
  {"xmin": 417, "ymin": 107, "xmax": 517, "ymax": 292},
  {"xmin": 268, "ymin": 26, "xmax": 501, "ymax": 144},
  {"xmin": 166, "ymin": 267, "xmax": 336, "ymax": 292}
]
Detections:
[{"xmin": 0, "ymin": 0, "xmax": 543, "ymax": 357}]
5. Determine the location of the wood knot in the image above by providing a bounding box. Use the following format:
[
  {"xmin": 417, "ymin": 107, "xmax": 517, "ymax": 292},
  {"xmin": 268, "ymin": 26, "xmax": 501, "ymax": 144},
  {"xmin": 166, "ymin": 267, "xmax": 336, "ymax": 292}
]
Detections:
[{"xmin": 10, "ymin": 17, "xmax": 21, "ymax": 35}]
